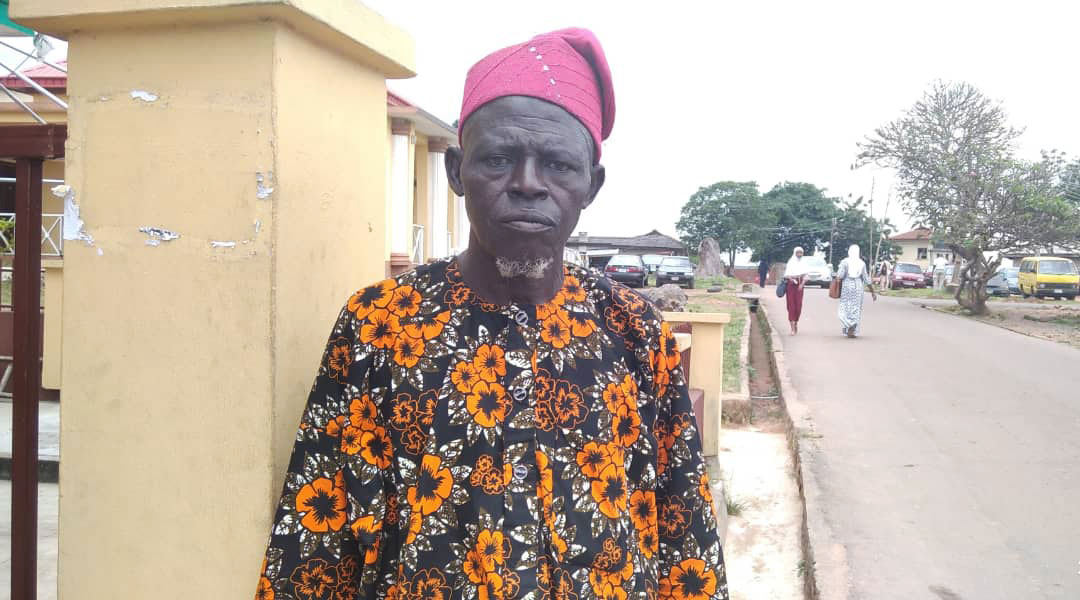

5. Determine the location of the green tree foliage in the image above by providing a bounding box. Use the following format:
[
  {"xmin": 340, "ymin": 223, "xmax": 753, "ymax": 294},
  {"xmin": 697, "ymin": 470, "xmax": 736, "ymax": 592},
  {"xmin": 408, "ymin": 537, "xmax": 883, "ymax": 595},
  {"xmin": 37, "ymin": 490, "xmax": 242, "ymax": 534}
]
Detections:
[
  {"xmin": 676, "ymin": 181, "xmax": 769, "ymax": 270},
  {"xmin": 827, "ymin": 196, "xmax": 900, "ymax": 268},
  {"xmin": 753, "ymin": 182, "xmax": 837, "ymax": 264},
  {"xmin": 856, "ymin": 81, "xmax": 1080, "ymax": 314}
]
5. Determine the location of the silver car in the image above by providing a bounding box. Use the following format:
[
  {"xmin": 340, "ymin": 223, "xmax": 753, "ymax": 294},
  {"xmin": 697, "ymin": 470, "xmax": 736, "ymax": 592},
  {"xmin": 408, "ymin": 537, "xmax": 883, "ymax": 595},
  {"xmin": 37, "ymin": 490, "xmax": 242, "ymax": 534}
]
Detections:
[
  {"xmin": 803, "ymin": 255, "xmax": 834, "ymax": 288},
  {"xmin": 655, "ymin": 256, "xmax": 695, "ymax": 288}
]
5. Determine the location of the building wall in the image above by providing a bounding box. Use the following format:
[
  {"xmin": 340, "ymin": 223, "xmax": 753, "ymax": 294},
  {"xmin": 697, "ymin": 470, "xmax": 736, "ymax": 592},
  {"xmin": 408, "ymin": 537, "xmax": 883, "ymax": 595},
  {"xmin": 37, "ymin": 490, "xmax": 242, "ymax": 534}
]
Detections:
[{"xmin": 894, "ymin": 239, "xmax": 929, "ymax": 268}]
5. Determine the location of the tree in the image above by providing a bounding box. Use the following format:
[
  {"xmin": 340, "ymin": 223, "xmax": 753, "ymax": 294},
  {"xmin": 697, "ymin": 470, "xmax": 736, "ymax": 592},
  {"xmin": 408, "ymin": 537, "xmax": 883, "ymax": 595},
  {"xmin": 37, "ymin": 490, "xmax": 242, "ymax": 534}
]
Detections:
[
  {"xmin": 827, "ymin": 196, "xmax": 899, "ymax": 269},
  {"xmin": 676, "ymin": 181, "xmax": 769, "ymax": 272},
  {"xmin": 856, "ymin": 81, "xmax": 1080, "ymax": 314},
  {"xmin": 752, "ymin": 182, "xmax": 838, "ymax": 265}
]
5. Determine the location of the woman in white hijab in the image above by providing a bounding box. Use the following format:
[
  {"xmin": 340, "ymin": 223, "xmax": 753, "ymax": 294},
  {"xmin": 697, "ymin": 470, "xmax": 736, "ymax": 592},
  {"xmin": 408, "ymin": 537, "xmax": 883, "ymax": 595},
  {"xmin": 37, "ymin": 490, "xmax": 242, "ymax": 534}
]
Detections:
[
  {"xmin": 836, "ymin": 244, "xmax": 877, "ymax": 337},
  {"xmin": 784, "ymin": 246, "xmax": 809, "ymax": 334}
]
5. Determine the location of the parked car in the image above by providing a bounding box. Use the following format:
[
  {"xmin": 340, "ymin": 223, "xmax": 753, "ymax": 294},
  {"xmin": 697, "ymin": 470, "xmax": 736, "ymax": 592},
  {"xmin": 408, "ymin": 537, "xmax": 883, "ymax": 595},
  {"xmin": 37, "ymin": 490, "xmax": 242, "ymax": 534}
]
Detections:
[
  {"xmin": 923, "ymin": 266, "xmax": 934, "ymax": 286},
  {"xmin": 604, "ymin": 254, "xmax": 649, "ymax": 288},
  {"xmin": 803, "ymin": 255, "xmax": 834, "ymax": 288},
  {"xmin": 1004, "ymin": 267, "xmax": 1020, "ymax": 295},
  {"xmin": 1017, "ymin": 256, "xmax": 1079, "ymax": 300},
  {"xmin": 641, "ymin": 254, "xmax": 664, "ymax": 274},
  {"xmin": 890, "ymin": 262, "xmax": 927, "ymax": 289},
  {"xmin": 985, "ymin": 270, "xmax": 1011, "ymax": 296},
  {"xmin": 655, "ymin": 255, "xmax": 695, "ymax": 288}
]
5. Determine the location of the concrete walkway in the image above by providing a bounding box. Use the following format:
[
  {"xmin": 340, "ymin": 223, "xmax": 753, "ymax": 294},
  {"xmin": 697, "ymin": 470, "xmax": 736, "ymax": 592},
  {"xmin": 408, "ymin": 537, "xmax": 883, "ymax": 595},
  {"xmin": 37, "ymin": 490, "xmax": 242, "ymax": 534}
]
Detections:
[
  {"xmin": 0, "ymin": 481, "xmax": 58, "ymax": 600},
  {"xmin": 764, "ymin": 287, "xmax": 1080, "ymax": 599}
]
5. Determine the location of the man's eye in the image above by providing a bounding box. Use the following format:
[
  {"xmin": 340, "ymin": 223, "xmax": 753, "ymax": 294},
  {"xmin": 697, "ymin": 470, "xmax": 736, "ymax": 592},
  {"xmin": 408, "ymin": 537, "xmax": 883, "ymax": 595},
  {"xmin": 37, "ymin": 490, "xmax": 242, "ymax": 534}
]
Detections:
[
  {"xmin": 485, "ymin": 156, "xmax": 510, "ymax": 168},
  {"xmin": 549, "ymin": 161, "xmax": 572, "ymax": 172}
]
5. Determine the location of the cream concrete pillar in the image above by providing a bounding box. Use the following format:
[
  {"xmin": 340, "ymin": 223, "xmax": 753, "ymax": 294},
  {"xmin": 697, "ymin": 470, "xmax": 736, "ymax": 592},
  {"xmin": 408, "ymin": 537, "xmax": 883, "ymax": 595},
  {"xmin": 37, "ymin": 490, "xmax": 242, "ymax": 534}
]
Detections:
[
  {"xmin": 41, "ymin": 258, "xmax": 63, "ymax": 390},
  {"xmin": 12, "ymin": 2, "xmax": 414, "ymax": 598},
  {"xmin": 663, "ymin": 312, "xmax": 730, "ymax": 457},
  {"xmin": 428, "ymin": 138, "xmax": 449, "ymax": 259}
]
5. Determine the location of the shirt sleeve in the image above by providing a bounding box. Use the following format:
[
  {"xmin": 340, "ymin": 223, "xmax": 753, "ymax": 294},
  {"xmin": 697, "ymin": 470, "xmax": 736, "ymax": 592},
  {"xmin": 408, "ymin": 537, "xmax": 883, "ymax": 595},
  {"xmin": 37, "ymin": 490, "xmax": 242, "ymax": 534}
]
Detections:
[
  {"xmin": 255, "ymin": 301, "xmax": 392, "ymax": 600},
  {"xmin": 837, "ymin": 259, "xmax": 848, "ymax": 279},
  {"xmin": 652, "ymin": 320, "xmax": 729, "ymax": 600}
]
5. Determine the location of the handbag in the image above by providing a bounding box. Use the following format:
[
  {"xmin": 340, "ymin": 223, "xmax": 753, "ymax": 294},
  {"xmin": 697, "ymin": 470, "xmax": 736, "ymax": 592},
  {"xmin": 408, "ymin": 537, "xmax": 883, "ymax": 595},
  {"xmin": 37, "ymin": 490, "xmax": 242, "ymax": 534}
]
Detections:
[
  {"xmin": 776, "ymin": 279, "xmax": 787, "ymax": 298},
  {"xmin": 828, "ymin": 277, "xmax": 842, "ymax": 299}
]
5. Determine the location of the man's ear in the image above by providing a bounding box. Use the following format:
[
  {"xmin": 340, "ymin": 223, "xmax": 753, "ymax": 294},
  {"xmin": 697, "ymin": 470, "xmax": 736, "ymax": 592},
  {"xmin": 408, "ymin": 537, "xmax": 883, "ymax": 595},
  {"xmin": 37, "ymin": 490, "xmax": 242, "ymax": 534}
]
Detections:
[
  {"xmin": 582, "ymin": 163, "xmax": 605, "ymax": 210},
  {"xmin": 446, "ymin": 147, "xmax": 465, "ymax": 197}
]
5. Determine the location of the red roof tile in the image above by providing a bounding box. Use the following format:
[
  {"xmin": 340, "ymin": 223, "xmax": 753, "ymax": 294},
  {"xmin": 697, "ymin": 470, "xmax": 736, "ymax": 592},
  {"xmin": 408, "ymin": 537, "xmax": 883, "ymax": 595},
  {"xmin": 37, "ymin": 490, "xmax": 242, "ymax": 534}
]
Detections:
[{"xmin": 890, "ymin": 227, "xmax": 931, "ymax": 241}]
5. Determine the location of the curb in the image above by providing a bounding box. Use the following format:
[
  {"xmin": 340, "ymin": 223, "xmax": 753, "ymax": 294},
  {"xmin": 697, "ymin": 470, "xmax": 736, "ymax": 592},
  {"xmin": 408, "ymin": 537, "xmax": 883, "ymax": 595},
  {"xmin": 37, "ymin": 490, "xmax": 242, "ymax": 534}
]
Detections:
[
  {"xmin": 738, "ymin": 303, "xmax": 751, "ymax": 399},
  {"xmin": 0, "ymin": 454, "xmax": 59, "ymax": 483},
  {"xmin": 758, "ymin": 303, "xmax": 849, "ymax": 600}
]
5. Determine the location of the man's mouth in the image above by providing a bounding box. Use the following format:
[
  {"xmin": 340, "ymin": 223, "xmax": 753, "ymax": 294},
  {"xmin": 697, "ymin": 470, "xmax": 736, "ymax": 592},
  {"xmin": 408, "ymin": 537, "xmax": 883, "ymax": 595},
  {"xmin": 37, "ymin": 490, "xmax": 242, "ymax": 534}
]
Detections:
[{"xmin": 500, "ymin": 213, "xmax": 557, "ymax": 233}]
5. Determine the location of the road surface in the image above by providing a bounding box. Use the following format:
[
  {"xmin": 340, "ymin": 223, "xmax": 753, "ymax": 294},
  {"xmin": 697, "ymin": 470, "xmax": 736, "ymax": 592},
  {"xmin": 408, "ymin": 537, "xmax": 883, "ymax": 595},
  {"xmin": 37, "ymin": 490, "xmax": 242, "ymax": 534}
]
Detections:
[{"xmin": 762, "ymin": 287, "xmax": 1080, "ymax": 600}]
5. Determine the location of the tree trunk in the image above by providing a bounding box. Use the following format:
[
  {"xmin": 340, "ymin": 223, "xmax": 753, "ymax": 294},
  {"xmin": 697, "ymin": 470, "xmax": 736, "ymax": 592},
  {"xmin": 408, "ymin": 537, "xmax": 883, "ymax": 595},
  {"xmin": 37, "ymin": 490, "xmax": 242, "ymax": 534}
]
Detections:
[
  {"xmin": 949, "ymin": 244, "xmax": 1000, "ymax": 315},
  {"xmin": 727, "ymin": 247, "xmax": 737, "ymax": 277}
]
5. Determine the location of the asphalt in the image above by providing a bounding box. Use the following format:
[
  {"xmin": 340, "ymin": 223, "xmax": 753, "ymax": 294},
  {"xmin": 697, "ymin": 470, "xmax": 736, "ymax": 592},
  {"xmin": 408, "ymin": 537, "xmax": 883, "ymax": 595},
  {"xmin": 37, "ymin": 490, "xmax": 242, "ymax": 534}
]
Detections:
[{"xmin": 763, "ymin": 287, "xmax": 1080, "ymax": 600}]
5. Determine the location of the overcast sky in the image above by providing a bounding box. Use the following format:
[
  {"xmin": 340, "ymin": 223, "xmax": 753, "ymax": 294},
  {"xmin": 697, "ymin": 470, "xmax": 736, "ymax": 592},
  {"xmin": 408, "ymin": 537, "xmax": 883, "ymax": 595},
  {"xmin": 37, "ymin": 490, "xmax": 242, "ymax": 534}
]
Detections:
[{"xmin": 366, "ymin": 0, "xmax": 1080, "ymax": 241}]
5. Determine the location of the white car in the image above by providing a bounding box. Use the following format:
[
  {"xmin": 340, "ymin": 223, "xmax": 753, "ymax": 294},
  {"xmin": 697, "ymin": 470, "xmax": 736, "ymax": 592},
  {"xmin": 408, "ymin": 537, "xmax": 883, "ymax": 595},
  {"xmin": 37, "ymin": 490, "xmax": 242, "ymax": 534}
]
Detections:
[{"xmin": 803, "ymin": 255, "xmax": 834, "ymax": 288}]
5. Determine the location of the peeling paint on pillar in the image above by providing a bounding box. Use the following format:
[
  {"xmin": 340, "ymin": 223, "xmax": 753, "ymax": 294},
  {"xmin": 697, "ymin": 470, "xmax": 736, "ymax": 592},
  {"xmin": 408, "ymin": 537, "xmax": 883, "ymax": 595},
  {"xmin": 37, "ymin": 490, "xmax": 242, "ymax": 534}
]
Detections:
[
  {"xmin": 256, "ymin": 172, "xmax": 274, "ymax": 199},
  {"xmin": 138, "ymin": 226, "xmax": 180, "ymax": 246},
  {"xmin": 55, "ymin": 185, "xmax": 95, "ymax": 246}
]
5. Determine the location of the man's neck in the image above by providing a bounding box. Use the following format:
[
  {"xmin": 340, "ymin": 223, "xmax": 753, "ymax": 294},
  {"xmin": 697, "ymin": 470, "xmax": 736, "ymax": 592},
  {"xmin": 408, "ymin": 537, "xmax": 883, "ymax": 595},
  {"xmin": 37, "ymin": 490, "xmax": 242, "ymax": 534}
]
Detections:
[{"xmin": 458, "ymin": 246, "xmax": 564, "ymax": 306}]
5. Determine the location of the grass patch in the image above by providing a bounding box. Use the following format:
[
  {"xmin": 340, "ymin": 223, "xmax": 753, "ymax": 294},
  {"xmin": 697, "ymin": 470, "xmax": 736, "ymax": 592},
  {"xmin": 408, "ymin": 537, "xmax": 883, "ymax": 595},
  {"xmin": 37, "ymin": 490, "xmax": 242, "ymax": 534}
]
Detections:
[
  {"xmin": 1024, "ymin": 314, "xmax": 1080, "ymax": 328},
  {"xmin": 725, "ymin": 495, "xmax": 748, "ymax": 517},
  {"xmin": 881, "ymin": 287, "xmax": 954, "ymax": 299},
  {"xmin": 722, "ymin": 307, "xmax": 746, "ymax": 393}
]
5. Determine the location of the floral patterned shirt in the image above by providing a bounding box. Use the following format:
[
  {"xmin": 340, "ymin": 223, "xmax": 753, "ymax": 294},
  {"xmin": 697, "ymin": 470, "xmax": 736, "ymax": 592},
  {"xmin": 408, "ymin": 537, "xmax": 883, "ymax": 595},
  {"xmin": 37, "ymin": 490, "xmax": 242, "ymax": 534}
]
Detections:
[{"xmin": 257, "ymin": 258, "xmax": 728, "ymax": 600}]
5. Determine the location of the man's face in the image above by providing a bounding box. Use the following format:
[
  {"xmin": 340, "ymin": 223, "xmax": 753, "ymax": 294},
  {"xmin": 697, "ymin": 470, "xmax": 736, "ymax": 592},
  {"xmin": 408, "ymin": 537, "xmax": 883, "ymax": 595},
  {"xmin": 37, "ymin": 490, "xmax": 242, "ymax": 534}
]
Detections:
[{"xmin": 447, "ymin": 96, "xmax": 604, "ymax": 267}]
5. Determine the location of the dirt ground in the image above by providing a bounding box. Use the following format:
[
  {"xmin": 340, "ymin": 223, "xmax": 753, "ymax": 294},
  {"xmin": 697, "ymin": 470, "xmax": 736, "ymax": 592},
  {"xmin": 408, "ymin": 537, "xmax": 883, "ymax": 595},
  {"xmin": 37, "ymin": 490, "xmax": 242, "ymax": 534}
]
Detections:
[{"xmin": 940, "ymin": 301, "xmax": 1080, "ymax": 349}]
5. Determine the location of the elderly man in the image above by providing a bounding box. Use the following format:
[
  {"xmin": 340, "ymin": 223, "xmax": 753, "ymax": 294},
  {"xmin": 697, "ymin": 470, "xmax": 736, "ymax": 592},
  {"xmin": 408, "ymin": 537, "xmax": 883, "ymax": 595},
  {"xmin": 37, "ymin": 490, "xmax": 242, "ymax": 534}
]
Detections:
[{"xmin": 256, "ymin": 28, "xmax": 728, "ymax": 600}]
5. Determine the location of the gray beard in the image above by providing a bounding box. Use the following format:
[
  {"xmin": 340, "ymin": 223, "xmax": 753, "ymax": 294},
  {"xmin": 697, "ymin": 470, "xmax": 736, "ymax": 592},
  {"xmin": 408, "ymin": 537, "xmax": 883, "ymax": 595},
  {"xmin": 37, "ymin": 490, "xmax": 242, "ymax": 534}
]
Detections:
[{"xmin": 495, "ymin": 256, "xmax": 553, "ymax": 279}]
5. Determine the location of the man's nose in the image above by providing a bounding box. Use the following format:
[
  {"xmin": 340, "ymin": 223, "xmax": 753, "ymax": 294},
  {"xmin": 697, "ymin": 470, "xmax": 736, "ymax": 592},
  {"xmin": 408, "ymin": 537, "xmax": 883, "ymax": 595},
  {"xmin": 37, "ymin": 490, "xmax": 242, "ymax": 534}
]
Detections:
[{"xmin": 507, "ymin": 157, "xmax": 548, "ymax": 202}]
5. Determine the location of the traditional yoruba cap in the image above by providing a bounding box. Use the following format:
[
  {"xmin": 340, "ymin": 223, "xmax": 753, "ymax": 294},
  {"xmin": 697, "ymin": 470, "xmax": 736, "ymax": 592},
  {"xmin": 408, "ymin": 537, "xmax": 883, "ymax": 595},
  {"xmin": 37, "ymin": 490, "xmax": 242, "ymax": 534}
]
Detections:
[{"xmin": 458, "ymin": 27, "xmax": 616, "ymax": 161}]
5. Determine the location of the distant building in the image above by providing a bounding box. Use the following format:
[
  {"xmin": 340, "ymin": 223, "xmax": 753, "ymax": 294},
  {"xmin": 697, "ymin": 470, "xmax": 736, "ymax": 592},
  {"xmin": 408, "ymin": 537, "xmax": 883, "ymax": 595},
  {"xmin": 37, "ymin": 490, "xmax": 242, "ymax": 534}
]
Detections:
[
  {"xmin": 890, "ymin": 228, "xmax": 953, "ymax": 269},
  {"xmin": 569, "ymin": 229, "xmax": 686, "ymax": 268}
]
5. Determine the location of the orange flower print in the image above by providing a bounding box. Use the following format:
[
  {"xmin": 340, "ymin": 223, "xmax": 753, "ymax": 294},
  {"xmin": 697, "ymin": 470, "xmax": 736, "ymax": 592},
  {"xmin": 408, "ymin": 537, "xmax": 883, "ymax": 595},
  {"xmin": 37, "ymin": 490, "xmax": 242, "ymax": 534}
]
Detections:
[
  {"xmin": 463, "ymin": 549, "xmax": 488, "ymax": 584},
  {"xmin": 349, "ymin": 514, "xmax": 383, "ymax": 542},
  {"xmin": 552, "ymin": 380, "xmax": 588, "ymax": 429},
  {"xmin": 403, "ymin": 427, "xmax": 428, "ymax": 456},
  {"xmin": 409, "ymin": 569, "xmax": 452, "ymax": 600},
  {"xmin": 340, "ymin": 425, "xmax": 364, "ymax": 456},
  {"xmin": 359, "ymin": 426, "xmax": 393, "ymax": 469},
  {"xmin": 602, "ymin": 380, "xmax": 634, "ymax": 415},
  {"xmin": 660, "ymin": 559, "xmax": 716, "ymax": 600},
  {"xmin": 536, "ymin": 296, "xmax": 564, "ymax": 321},
  {"xmin": 551, "ymin": 568, "xmax": 578, "ymax": 600},
  {"xmin": 481, "ymin": 467, "xmax": 511, "ymax": 495},
  {"xmin": 349, "ymin": 394, "xmax": 378, "ymax": 431},
  {"xmin": 629, "ymin": 489, "xmax": 657, "ymax": 532},
  {"xmin": 325, "ymin": 337, "xmax": 352, "ymax": 383},
  {"xmin": 536, "ymin": 450, "xmax": 554, "ymax": 510},
  {"xmin": 325, "ymin": 415, "xmax": 347, "ymax": 438},
  {"xmin": 699, "ymin": 472, "xmax": 718, "ymax": 520},
  {"xmin": 388, "ymin": 285, "xmax": 422, "ymax": 318},
  {"xmin": 445, "ymin": 283, "xmax": 475, "ymax": 307},
  {"xmin": 559, "ymin": 275, "xmax": 587, "ymax": 303},
  {"xmin": 451, "ymin": 361, "xmax": 480, "ymax": 394},
  {"xmin": 404, "ymin": 310, "xmax": 451, "ymax": 341},
  {"xmin": 385, "ymin": 493, "xmax": 399, "ymax": 526},
  {"xmin": 576, "ymin": 441, "xmax": 623, "ymax": 480},
  {"xmin": 475, "ymin": 529, "xmax": 511, "ymax": 570},
  {"xmin": 407, "ymin": 455, "xmax": 453, "ymax": 516},
  {"xmin": 638, "ymin": 522, "xmax": 659, "ymax": 558},
  {"xmin": 472, "ymin": 344, "xmax": 507, "ymax": 382},
  {"xmin": 405, "ymin": 511, "xmax": 422, "ymax": 544},
  {"xmin": 478, "ymin": 572, "xmax": 504, "ymax": 600},
  {"xmin": 502, "ymin": 572, "xmax": 521, "ymax": 599},
  {"xmin": 390, "ymin": 393, "xmax": 417, "ymax": 429},
  {"xmin": 537, "ymin": 557, "xmax": 553, "ymax": 590},
  {"xmin": 612, "ymin": 403, "xmax": 641, "ymax": 447},
  {"xmin": 415, "ymin": 390, "xmax": 437, "ymax": 426},
  {"xmin": 295, "ymin": 472, "xmax": 348, "ymax": 533},
  {"xmin": 363, "ymin": 538, "xmax": 381, "ymax": 567},
  {"xmin": 597, "ymin": 582, "xmax": 628, "ymax": 600},
  {"xmin": 392, "ymin": 334, "xmax": 425, "ymax": 368},
  {"xmin": 604, "ymin": 306, "xmax": 630, "ymax": 336},
  {"xmin": 658, "ymin": 496, "xmax": 692, "ymax": 540},
  {"xmin": 255, "ymin": 576, "xmax": 275, "ymax": 600},
  {"xmin": 567, "ymin": 312, "xmax": 597, "ymax": 338},
  {"xmin": 348, "ymin": 279, "xmax": 395, "ymax": 320},
  {"xmin": 467, "ymin": 381, "xmax": 510, "ymax": 427},
  {"xmin": 359, "ymin": 309, "xmax": 401, "ymax": 350},
  {"xmin": 658, "ymin": 322, "xmax": 682, "ymax": 370},
  {"xmin": 289, "ymin": 558, "xmax": 337, "ymax": 600},
  {"xmin": 590, "ymin": 463, "xmax": 628, "ymax": 519},
  {"xmin": 540, "ymin": 310, "xmax": 572, "ymax": 349}
]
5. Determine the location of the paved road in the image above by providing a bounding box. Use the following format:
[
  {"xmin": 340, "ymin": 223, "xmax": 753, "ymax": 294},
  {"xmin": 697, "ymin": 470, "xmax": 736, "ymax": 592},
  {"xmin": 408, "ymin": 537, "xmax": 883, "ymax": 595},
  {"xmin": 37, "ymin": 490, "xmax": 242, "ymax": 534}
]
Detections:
[{"xmin": 762, "ymin": 287, "xmax": 1080, "ymax": 600}]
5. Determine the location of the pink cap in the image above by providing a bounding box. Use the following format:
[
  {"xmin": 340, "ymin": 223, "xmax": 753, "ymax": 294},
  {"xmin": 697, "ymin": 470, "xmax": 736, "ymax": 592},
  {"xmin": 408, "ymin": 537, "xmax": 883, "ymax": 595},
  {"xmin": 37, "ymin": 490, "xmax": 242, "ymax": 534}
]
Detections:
[{"xmin": 458, "ymin": 28, "xmax": 615, "ymax": 161}]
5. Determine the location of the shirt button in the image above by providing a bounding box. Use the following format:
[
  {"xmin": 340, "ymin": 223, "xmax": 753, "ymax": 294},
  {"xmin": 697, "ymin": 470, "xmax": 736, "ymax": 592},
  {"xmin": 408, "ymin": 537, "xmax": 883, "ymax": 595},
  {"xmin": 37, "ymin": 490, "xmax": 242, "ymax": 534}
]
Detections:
[
  {"xmin": 513, "ymin": 464, "xmax": 529, "ymax": 481},
  {"xmin": 514, "ymin": 311, "xmax": 528, "ymax": 326},
  {"xmin": 512, "ymin": 387, "xmax": 528, "ymax": 404}
]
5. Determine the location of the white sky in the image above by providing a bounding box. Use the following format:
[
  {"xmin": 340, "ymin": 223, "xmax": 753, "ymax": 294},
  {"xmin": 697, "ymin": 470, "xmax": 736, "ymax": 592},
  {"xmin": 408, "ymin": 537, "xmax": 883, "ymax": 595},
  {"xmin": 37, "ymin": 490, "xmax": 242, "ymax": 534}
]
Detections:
[{"xmin": 366, "ymin": 0, "xmax": 1080, "ymax": 240}]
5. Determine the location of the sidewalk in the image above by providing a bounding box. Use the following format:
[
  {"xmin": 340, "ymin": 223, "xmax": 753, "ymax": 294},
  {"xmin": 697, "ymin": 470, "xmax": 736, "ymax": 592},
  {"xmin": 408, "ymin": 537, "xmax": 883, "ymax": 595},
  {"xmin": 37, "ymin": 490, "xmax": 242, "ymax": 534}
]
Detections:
[
  {"xmin": 0, "ymin": 399, "xmax": 60, "ymax": 481},
  {"xmin": 0, "ymin": 481, "xmax": 59, "ymax": 600}
]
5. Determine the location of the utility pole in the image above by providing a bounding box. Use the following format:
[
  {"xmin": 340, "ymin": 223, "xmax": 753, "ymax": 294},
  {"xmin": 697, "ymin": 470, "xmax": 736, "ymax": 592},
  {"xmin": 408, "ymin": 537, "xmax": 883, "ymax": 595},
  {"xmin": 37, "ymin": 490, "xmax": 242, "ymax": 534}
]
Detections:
[{"xmin": 829, "ymin": 217, "xmax": 837, "ymax": 265}]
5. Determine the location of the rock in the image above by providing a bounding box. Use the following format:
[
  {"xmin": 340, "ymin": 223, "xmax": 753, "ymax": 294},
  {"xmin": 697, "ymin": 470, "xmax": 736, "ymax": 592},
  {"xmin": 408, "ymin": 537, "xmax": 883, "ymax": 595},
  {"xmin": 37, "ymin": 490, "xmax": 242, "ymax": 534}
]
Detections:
[
  {"xmin": 697, "ymin": 238, "xmax": 725, "ymax": 277},
  {"xmin": 640, "ymin": 284, "xmax": 688, "ymax": 312},
  {"xmin": 707, "ymin": 286, "xmax": 724, "ymax": 293}
]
